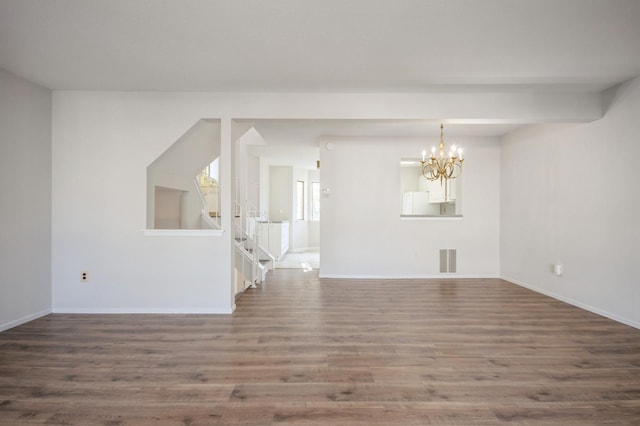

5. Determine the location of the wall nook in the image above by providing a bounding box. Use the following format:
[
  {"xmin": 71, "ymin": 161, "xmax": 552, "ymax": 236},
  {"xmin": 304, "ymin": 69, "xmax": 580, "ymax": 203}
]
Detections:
[{"xmin": 400, "ymin": 158, "xmax": 462, "ymax": 217}]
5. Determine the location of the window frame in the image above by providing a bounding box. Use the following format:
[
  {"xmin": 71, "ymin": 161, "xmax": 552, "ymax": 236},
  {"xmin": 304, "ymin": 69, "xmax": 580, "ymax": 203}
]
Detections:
[{"xmin": 310, "ymin": 181, "xmax": 320, "ymax": 221}]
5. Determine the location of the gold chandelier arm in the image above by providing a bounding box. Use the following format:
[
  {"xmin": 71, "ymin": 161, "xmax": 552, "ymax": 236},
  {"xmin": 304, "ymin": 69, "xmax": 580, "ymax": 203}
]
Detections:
[
  {"xmin": 448, "ymin": 161, "xmax": 463, "ymax": 179},
  {"xmin": 421, "ymin": 160, "xmax": 439, "ymax": 181}
]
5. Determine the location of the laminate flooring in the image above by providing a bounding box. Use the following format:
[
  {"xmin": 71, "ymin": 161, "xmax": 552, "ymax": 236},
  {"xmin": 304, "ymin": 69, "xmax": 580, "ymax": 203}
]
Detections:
[
  {"xmin": 275, "ymin": 250, "xmax": 320, "ymax": 270},
  {"xmin": 1, "ymin": 270, "xmax": 639, "ymax": 425}
]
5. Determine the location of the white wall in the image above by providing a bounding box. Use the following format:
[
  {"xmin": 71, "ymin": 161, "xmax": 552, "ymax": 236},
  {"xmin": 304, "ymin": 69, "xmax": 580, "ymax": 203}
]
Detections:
[
  {"xmin": 307, "ymin": 168, "xmax": 320, "ymax": 249},
  {"xmin": 400, "ymin": 166, "xmax": 420, "ymax": 193},
  {"xmin": 236, "ymin": 127, "xmax": 265, "ymax": 219},
  {"xmin": 247, "ymin": 154, "xmax": 260, "ymax": 211},
  {"xmin": 320, "ymin": 136, "xmax": 500, "ymax": 278},
  {"xmin": 291, "ymin": 167, "xmax": 309, "ymax": 251},
  {"xmin": 48, "ymin": 89, "xmax": 607, "ymax": 316},
  {"xmin": 154, "ymin": 187, "xmax": 183, "ymax": 229},
  {"xmin": 501, "ymin": 77, "xmax": 640, "ymax": 328},
  {"xmin": 259, "ymin": 157, "xmax": 270, "ymax": 218},
  {"xmin": 52, "ymin": 92, "xmax": 234, "ymax": 314},
  {"xmin": 0, "ymin": 69, "xmax": 52, "ymax": 331},
  {"xmin": 269, "ymin": 166, "xmax": 292, "ymax": 221}
]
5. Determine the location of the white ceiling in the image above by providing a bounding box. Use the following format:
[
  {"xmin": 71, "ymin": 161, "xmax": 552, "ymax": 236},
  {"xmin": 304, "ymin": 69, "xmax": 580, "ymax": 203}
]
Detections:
[
  {"xmin": 242, "ymin": 119, "xmax": 521, "ymax": 169},
  {"xmin": 2, "ymin": 0, "xmax": 639, "ymax": 167},
  {"xmin": 1, "ymin": 0, "xmax": 639, "ymax": 92}
]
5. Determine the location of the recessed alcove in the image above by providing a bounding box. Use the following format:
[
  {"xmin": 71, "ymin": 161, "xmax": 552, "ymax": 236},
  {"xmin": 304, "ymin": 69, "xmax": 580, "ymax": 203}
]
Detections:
[
  {"xmin": 146, "ymin": 119, "xmax": 221, "ymax": 230},
  {"xmin": 400, "ymin": 158, "xmax": 462, "ymax": 218}
]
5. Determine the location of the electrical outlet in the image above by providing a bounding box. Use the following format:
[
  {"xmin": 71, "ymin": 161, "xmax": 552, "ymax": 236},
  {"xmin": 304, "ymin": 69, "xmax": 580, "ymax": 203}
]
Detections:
[{"xmin": 80, "ymin": 271, "xmax": 89, "ymax": 282}]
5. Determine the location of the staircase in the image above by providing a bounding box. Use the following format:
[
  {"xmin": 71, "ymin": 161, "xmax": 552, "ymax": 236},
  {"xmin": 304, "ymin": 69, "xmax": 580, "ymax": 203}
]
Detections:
[
  {"xmin": 233, "ymin": 201, "xmax": 276, "ymax": 292},
  {"xmin": 194, "ymin": 156, "xmax": 276, "ymax": 293}
]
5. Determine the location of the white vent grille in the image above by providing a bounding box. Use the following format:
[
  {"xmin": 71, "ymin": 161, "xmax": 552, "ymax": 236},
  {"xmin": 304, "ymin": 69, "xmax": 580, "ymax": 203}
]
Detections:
[{"xmin": 439, "ymin": 249, "xmax": 457, "ymax": 273}]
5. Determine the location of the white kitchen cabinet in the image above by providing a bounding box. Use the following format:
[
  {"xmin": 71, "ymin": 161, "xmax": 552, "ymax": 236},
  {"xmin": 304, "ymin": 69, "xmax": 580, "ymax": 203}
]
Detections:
[
  {"xmin": 420, "ymin": 177, "xmax": 456, "ymax": 203},
  {"xmin": 257, "ymin": 221, "xmax": 289, "ymax": 259},
  {"xmin": 402, "ymin": 192, "xmax": 440, "ymax": 215}
]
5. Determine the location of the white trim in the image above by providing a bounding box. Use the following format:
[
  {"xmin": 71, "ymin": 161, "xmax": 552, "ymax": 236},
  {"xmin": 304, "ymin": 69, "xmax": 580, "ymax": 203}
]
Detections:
[
  {"xmin": 502, "ymin": 276, "xmax": 640, "ymax": 330},
  {"xmin": 318, "ymin": 273, "xmax": 499, "ymax": 279},
  {"xmin": 143, "ymin": 229, "xmax": 224, "ymax": 237},
  {"xmin": 52, "ymin": 307, "xmax": 234, "ymax": 314},
  {"xmin": 0, "ymin": 309, "xmax": 52, "ymax": 332},
  {"xmin": 400, "ymin": 216, "xmax": 463, "ymax": 221}
]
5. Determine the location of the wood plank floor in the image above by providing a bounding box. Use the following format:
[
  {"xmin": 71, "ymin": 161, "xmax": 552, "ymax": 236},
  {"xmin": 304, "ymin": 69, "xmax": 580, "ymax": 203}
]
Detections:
[{"xmin": 1, "ymin": 270, "xmax": 639, "ymax": 425}]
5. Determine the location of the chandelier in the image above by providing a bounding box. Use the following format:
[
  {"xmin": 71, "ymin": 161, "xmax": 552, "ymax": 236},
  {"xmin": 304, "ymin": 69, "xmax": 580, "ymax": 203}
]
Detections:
[{"xmin": 421, "ymin": 123, "xmax": 463, "ymax": 183}]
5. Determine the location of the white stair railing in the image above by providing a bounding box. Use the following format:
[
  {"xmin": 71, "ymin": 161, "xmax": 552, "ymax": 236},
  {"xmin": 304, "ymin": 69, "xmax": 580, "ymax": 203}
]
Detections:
[
  {"xmin": 244, "ymin": 199, "xmax": 275, "ymax": 270},
  {"xmin": 234, "ymin": 202, "xmax": 261, "ymax": 289},
  {"xmin": 233, "ymin": 199, "xmax": 276, "ymax": 290},
  {"xmin": 194, "ymin": 178, "xmax": 221, "ymax": 229},
  {"xmin": 234, "ymin": 224, "xmax": 260, "ymax": 291}
]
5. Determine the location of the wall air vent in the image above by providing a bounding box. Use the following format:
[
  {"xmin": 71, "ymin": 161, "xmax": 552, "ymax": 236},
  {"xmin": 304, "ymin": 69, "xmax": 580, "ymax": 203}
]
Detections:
[{"xmin": 439, "ymin": 249, "xmax": 457, "ymax": 273}]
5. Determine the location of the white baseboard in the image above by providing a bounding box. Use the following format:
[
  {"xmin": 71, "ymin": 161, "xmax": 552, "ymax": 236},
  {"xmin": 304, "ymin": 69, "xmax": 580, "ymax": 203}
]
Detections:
[
  {"xmin": 0, "ymin": 309, "xmax": 52, "ymax": 332},
  {"xmin": 318, "ymin": 273, "xmax": 500, "ymax": 279},
  {"xmin": 52, "ymin": 307, "xmax": 235, "ymax": 315},
  {"xmin": 502, "ymin": 276, "xmax": 640, "ymax": 330}
]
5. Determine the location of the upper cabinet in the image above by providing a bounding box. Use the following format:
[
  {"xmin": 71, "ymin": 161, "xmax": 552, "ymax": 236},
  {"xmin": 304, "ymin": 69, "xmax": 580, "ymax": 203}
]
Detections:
[{"xmin": 419, "ymin": 176, "xmax": 456, "ymax": 203}]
